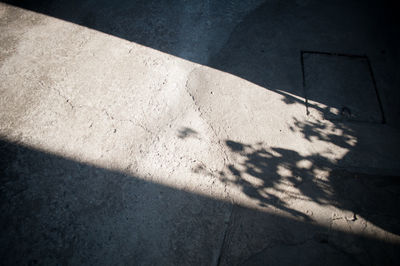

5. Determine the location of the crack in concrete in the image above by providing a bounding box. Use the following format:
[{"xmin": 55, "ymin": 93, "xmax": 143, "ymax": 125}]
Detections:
[
  {"xmin": 184, "ymin": 67, "xmax": 231, "ymax": 168},
  {"xmin": 184, "ymin": 66, "xmax": 237, "ymax": 266},
  {"xmin": 215, "ymin": 203, "xmax": 235, "ymax": 266},
  {"xmin": 50, "ymin": 87, "xmax": 156, "ymax": 138},
  {"xmin": 239, "ymin": 237, "xmax": 323, "ymax": 265},
  {"xmin": 100, "ymin": 108, "xmax": 152, "ymax": 135},
  {"xmin": 51, "ymin": 87, "xmax": 74, "ymax": 109}
]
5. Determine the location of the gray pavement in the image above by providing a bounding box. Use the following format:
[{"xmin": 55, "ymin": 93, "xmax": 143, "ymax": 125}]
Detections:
[{"xmin": 1, "ymin": 0, "xmax": 400, "ymax": 265}]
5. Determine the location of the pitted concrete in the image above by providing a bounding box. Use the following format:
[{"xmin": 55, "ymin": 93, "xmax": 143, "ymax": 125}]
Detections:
[{"xmin": 1, "ymin": 1, "xmax": 400, "ymax": 265}]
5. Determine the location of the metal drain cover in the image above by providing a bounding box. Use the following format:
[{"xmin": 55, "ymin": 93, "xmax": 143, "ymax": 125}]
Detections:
[{"xmin": 301, "ymin": 51, "xmax": 384, "ymax": 123}]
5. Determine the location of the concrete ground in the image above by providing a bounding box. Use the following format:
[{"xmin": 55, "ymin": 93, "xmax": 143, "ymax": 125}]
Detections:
[{"xmin": 1, "ymin": 0, "xmax": 400, "ymax": 265}]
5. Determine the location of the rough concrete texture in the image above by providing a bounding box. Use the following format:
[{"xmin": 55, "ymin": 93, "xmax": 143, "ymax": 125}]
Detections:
[{"xmin": 1, "ymin": 0, "xmax": 400, "ymax": 265}]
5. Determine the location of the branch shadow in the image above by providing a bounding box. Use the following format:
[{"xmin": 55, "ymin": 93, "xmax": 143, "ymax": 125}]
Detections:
[
  {"xmin": 1, "ymin": 137, "xmax": 400, "ymax": 265},
  {"xmin": 1, "ymin": 1, "xmax": 400, "ymax": 264},
  {"xmin": 184, "ymin": 114, "xmax": 400, "ymax": 264},
  {"xmin": 192, "ymin": 117, "xmax": 400, "ymax": 238},
  {"xmin": 177, "ymin": 127, "xmax": 199, "ymax": 140}
]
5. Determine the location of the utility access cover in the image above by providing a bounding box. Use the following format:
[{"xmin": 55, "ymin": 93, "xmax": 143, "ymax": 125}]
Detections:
[{"xmin": 302, "ymin": 51, "xmax": 385, "ymax": 123}]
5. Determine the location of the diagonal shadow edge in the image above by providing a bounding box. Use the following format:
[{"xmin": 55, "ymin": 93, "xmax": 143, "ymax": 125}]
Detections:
[
  {"xmin": 1, "ymin": 138, "xmax": 400, "ymax": 265},
  {"xmin": 2, "ymin": 0, "xmax": 398, "ymax": 126}
]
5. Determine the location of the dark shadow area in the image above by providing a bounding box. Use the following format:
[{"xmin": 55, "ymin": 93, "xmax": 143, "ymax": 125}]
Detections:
[
  {"xmin": 0, "ymin": 138, "xmax": 229, "ymax": 265},
  {"xmin": 192, "ymin": 117, "xmax": 400, "ymax": 238},
  {"xmin": 223, "ymin": 139, "xmax": 400, "ymax": 232},
  {"xmin": 185, "ymin": 114, "xmax": 400, "ymax": 264},
  {"xmin": 220, "ymin": 203, "xmax": 400, "ymax": 266},
  {"xmin": 1, "ymin": 1, "xmax": 400, "ymax": 264},
  {"xmin": 0, "ymin": 140, "xmax": 400, "ymax": 265},
  {"xmin": 177, "ymin": 127, "xmax": 198, "ymax": 139},
  {"xmin": 1, "ymin": 139, "xmax": 400, "ymax": 265},
  {"xmin": 2, "ymin": 0, "xmax": 400, "ymax": 123},
  {"xmin": 194, "ymin": 115, "xmax": 400, "ymax": 234}
]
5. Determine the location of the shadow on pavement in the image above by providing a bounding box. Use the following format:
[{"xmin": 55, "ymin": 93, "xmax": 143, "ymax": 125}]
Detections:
[
  {"xmin": 1, "ymin": 138, "xmax": 400, "ymax": 265},
  {"xmin": 2, "ymin": 0, "xmax": 400, "ymax": 118},
  {"xmin": 1, "ymin": 1, "xmax": 400, "ymax": 265},
  {"xmin": 193, "ymin": 116, "xmax": 400, "ymax": 236},
  {"xmin": 0, "ymin": 138, "xmax": 229, "ymax": 265}
]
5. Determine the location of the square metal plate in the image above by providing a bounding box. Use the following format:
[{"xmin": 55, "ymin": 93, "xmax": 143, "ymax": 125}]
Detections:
[{"xmin": 301, "ymin": 51, "xmax": 385, "ymax": 123}]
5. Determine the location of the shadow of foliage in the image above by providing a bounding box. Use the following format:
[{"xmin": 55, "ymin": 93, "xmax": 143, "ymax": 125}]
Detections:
[
  {"xmin": 177, "ymin": 127, "xmax": 199, "ymax": 139},
  {"xmin": 191, "ymin": 118, "xmax": 400, "ymax": 235}
]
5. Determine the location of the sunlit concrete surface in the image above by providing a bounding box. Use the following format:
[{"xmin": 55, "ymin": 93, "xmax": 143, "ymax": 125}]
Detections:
[{"xmin": 1, "ymin": 0, "xmax": 400, "ymax": 265}]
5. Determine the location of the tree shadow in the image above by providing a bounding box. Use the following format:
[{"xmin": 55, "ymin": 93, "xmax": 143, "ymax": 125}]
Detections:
[
  {"xmin": 177, "ymin": 127, "xmax": 199, "ymax": 139},
  {"xmin": 1, "ymin": 137, "xmax": 400, "ymax": 265},
  {"xmin": 1, "ymin": 1, "xmax": 400, "ymax": 264},
  {"xmin": 191, "ymin": 116, "xmax": 400, "ymax": 236}
]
